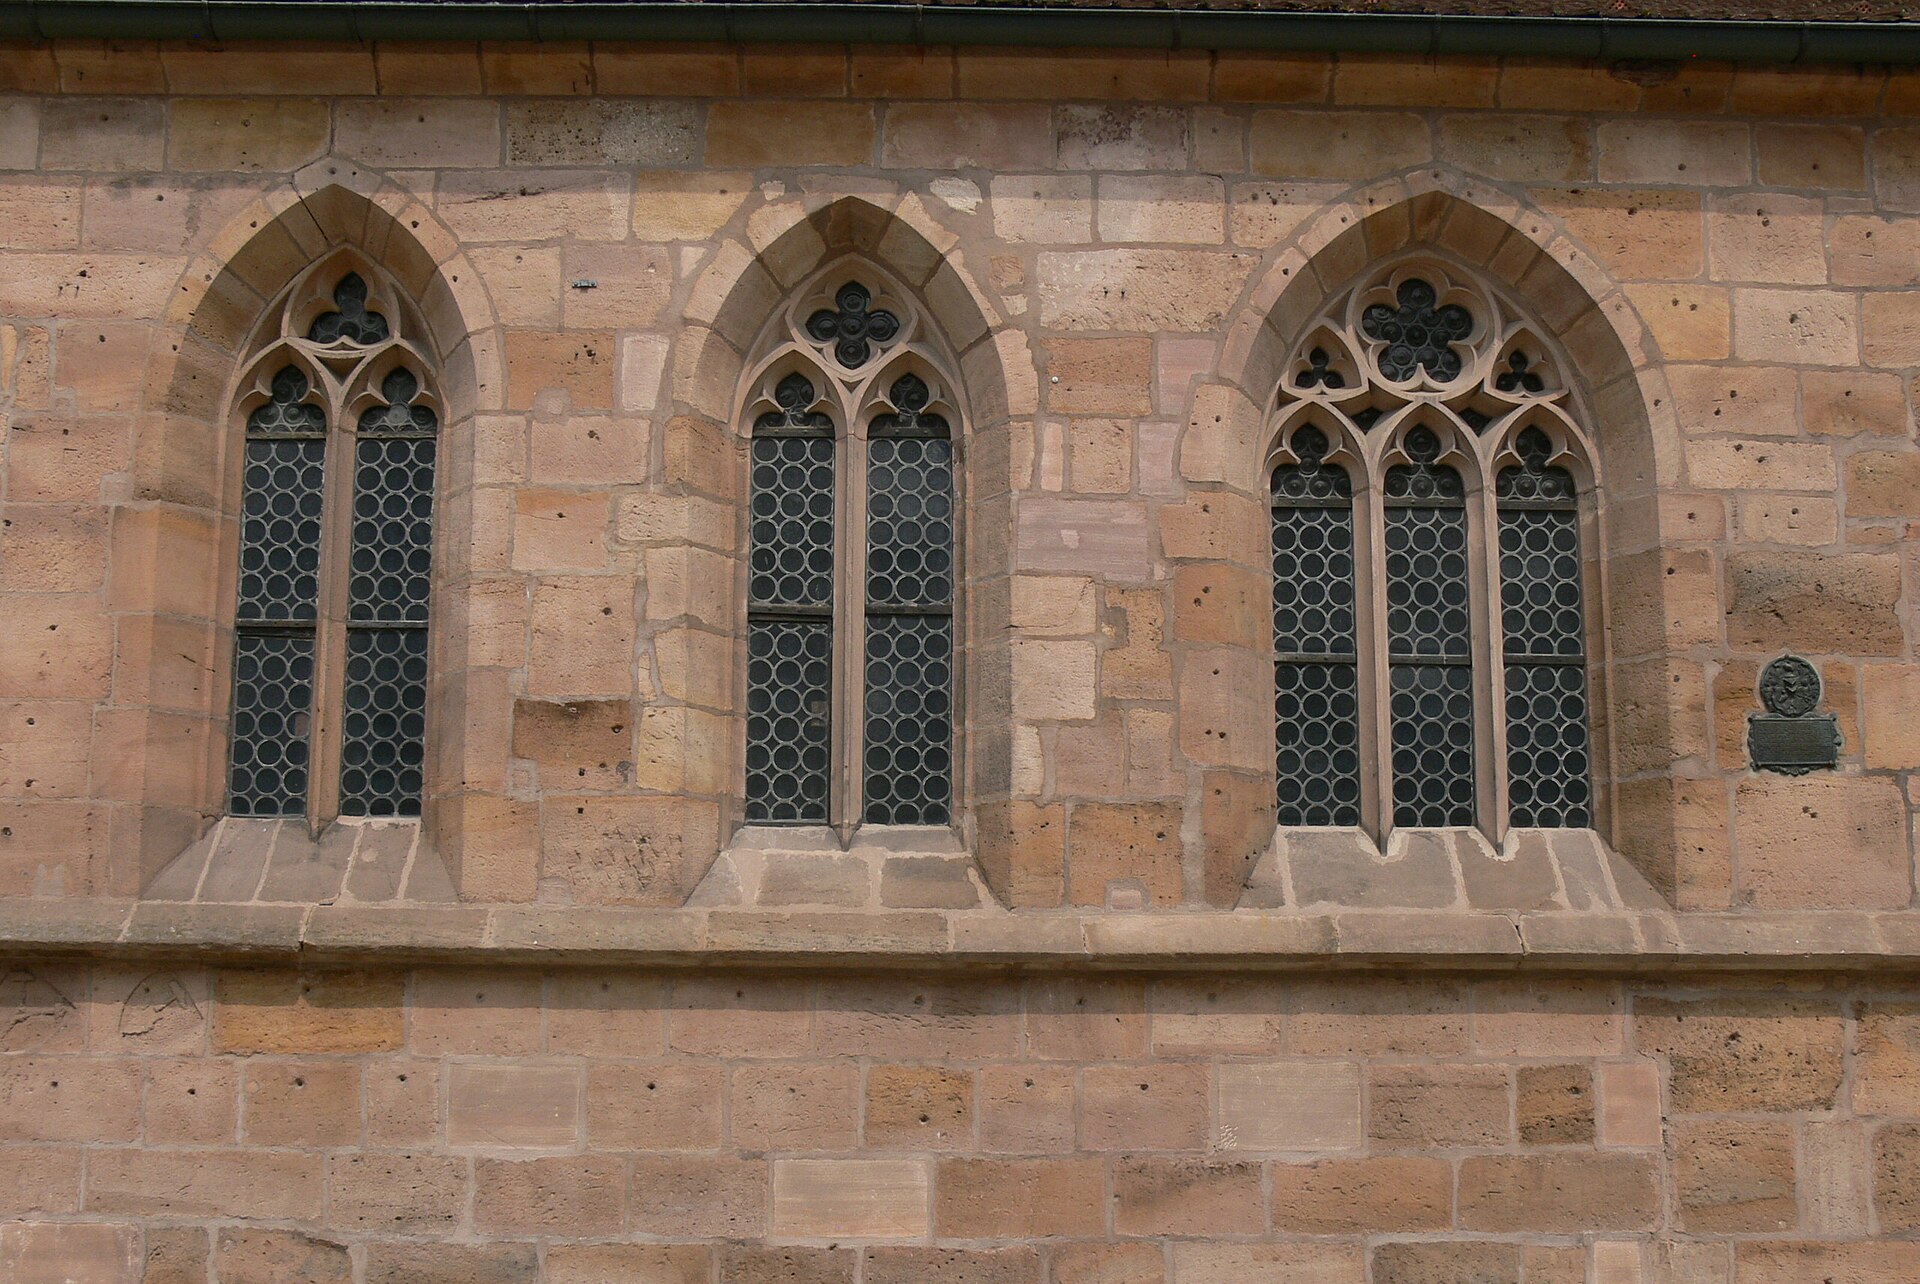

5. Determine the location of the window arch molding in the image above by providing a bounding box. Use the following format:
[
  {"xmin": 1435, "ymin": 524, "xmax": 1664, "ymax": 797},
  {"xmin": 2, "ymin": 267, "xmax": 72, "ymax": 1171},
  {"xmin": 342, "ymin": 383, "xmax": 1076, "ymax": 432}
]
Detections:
[
  {"xmin": 218, "ymin": 248, "xmax": 447, "ymax": 825},
  {"xmin": 1265, "ymin": 254, "xmax": 1610, "ymax": 844},
  {"xmin": 733, "ymin": 258, "xmax": 968, "ymax": 839}
]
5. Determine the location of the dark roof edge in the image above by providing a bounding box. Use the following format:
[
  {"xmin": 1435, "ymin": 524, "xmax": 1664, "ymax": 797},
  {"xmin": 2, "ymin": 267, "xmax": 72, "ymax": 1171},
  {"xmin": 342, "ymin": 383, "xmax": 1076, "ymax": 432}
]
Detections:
[{"xmin": 2, "ymin": 2, "xmax": 1918, "ymax": 64}]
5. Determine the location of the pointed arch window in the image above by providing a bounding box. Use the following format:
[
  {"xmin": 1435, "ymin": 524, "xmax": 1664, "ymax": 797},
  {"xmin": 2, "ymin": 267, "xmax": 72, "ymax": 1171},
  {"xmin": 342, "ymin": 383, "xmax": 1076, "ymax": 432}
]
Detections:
[
  {"xmin": 227, "ymin": 263, "xmax": 439, "ymax": 820},
  {"xmin": 1270, "ymin": 262, "xmax": 1598, "ymax": 836},
  {"xmin": 743, "ymin": 273, "xmax": 958, "ymax": 830}
]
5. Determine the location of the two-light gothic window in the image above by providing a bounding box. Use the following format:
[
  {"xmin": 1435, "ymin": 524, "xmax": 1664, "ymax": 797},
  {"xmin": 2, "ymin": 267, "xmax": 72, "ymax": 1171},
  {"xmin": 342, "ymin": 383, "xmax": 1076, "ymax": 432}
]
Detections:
[
  {"xmin": 227, "ymin": 267, "xmax": 438, "ymax": 819},
  {"xmin": 1272, "ymin": 265, "xmax": 1596, "ymax": 833},
  {"xmin": 745, "ymin": 280, "xmax": 957, "ymax": 827}
]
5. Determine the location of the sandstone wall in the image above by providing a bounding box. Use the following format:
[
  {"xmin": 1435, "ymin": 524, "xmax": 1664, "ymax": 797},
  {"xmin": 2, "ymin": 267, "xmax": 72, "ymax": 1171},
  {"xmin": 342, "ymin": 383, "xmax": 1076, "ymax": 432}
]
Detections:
[
  {"xmin": 0, "ymin": 961, "xmax": 1916, "ymax": 1282},
  {"xmin": 2, "ymin": 42, "xmax": 1915, "ymax": 913}
]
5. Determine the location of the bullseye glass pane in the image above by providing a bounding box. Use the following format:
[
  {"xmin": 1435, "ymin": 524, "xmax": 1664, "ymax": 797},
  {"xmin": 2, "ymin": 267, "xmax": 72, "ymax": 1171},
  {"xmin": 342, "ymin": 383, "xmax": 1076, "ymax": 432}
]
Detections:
[
  {"xmin": 348, "ymin": 437, "xmax": 436, "ymax": 624},
  {"xmin": 339, "ymin": 627, "xmax": 428, "ymax": 817},
  {"xmin": 1275, "ymin": 662, "xmax": 1362, "ymax": 826},
  {"xmin": 1389, "ymin": 662, "xmax": 1476, "ymax": 827},
  {"xmin": 750, "ymin": 437, "xmax": 836, "ymax": 608},
  {"xmin": 237, "ymin": 439, "xmax": 326, "ymax": 623},
  {"xmin": 227, "ymin": 633, "xmax": 315, "ymax": 817},
  {"xmin": 1384, "ymin": 447, "xmax": 1475, "ymax": 827},
  {"xmin": 1271, "ymin": 456, "xmax": 1361, "ymax": 827},
  {"xmin": 866, "ymin": 437, "xmax": 954, "ymax": 609},
  {"xmin": 746, "ymin": 620, "xmax": 833, "ymax": 823},
  {"xmin": 1497, "ymin": 455, "xmax": 1592, "ymax": 829},
  {"xmin": 862, "ymin": 615, "xmax": 952, "ymax": 825},
  {"xmin": 1502, "ymin": 662, "xmax": 1593, "ymax": 829}
]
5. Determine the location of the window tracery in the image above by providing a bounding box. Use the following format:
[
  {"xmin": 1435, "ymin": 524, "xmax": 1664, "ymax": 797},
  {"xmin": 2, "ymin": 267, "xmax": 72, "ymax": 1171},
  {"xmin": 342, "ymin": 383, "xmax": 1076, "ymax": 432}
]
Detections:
[
  {"xmin": 226, "ymin": 259, "xmax": 439, "ymax": 821},
  {"xmin": 742, "ymin": 269, "xmax": 959, "ymax": 831},
  {"xmin": 1271, "ymin": 261, "xmax": 1597, "ymax": 836}
]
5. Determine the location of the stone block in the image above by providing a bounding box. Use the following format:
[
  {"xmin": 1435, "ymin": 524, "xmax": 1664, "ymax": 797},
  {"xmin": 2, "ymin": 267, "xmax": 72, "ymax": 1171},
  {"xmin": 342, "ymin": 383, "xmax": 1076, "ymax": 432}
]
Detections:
[
  {"xmin": 934, "ymin": 1158, "xmax": 1105, "ymax": 1239},
  {"xmin": 1598, "ymin": 119, "xmax": 1751, "ymax": 185},
  {"xmin": 329, "ymin": 1152, "xmax": 467, "ymax": 1232},
  {"xmin": 730, "ymin": 1062, "xmax": 859, "ymax": 1151},
  {"xmin": 772, "ymin": 1158, "xmax": 928, "ymax": 1240},
  {"xmin": 363, "ymin": 1243, "xmax": 539, "ymax": 1284},
  {"xmin": 0, "ymin": 1223, "xmax": 137, "ymax": 1284},
  {"xmin": 1251, "ymin": 110, "xmax": 1429, "ymax": 178},
  {"xmin": 588, "ymin": 1062, "xmax": 725, "ymax": 1151},
  {"xmin": 1269, "ymin": 1157, "xmax": 1450, "ymax": 1234},
  {"xmin": 1733, "ymin": 775, "xmax": 1911, "ymax": 910},
  {"xmin": 1458, "ymin": 1154, "xmax": 1660, "ymax": 1231},
  {"xmin": 990, "ymin": 175, "xmax": 1092, "ymax": 243},
  {"xmin": 240, "ymin": 1060, "xmax": 361, "ymax": 1147},
  {"xmin": 474, "ymin": 1154, "xmax": 626, "ymax": 1235},
  {"xmin": 1857, "ymin": 1001, "xmax": 1920, "ymax": 1116},
  {"xmin": 708, "ymin": 102, "xmax": 875, "ymax": 166},
  {"xmin": 446, "ymin": 1063, "xmax": 582, "ymax": 1150},
  {"xmin": 1369, "ymin": 1063, "xmax": 1510, "ymax": 1147},
  {"xmin": 1724, "ymin": 550, "xmax": 1904, "ymax": 655},
  {"xmin": 1043, "ymin": 336, "xmax": 1153, "ymax": 416},
  {"xmin": 215, "ymin": 1229, "xmax": 351, "ymax": 1283},
  {"xmin": 1081, "ymin": 1061, "xmax": 1209, "ymax": 1150},
  {"xmin": 1069, "ymin": 801, "xmax": 1183, "ymax": 908},
  {"xmin": 1636, "ymin": 996, "xmax": 1844, "ymax": 1113},
  {"xmin": 1216, "ymin": 1060, "xmax": 1361, "ymax": 1151},
  {"xmin": 1848, "ymin": 452, "xmax": 1920, "ymax": 518},
  {"xmin": 1518, "ymin": 1062, "xmax": 1595, "ymax": 1144},
  {"xmin": 1675, "ymin": 1118, "xmax": 1798, "ymax": 1232},
  {"xmin": 213, "ymin": 970, "xmax": 402, "ymax": 1054},
  {"xmin": 885, "ymin": 103, "xmax": 1051, "ymax": 169},
  {"xmin": 1112, "ymin": 1157, "xmax": 1264, "ymax": 1236}
]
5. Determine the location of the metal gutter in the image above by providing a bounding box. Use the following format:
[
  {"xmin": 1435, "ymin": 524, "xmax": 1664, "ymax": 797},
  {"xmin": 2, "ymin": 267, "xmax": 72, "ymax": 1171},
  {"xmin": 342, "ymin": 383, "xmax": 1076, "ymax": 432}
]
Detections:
[{"xmin": 0, "ymin": 0, "xmax": 1916, "ymax": 63}]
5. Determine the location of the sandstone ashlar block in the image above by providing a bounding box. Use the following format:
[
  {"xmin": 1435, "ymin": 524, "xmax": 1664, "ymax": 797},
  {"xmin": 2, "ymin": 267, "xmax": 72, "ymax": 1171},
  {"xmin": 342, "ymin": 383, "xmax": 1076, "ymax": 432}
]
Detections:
[
  {"xmin": 1369, "ymin": 1063, "xmax": 1511, "ymax": 1147},
  {"xmin": 1732, "ymin": 775, "xmax": 1912, "ymax": 910},
  {"xmin": 1269, "ymin": 1156, "xmax": 1451, "ymax": 1234},
  {"xmin": 0, "ymin": 1222, "xmax": 137, "ymax": 1284},
  {"xmin": 709, "ymin": 101, "xmax": 876, "ymax": 167},
  {"xmin": 989, "ymin": 174, "xmax": 1093, "ymax": 244},
  {"xmin": 1458, "ymin": 1153, "xmax": 1661, "ymax": 1232},
  {"xmin": 328, "ymin": 1152, "xmax": 467, "ymax": 1233},
  {"xmin": 1215, "ymin": 1060, "xmax": 1362, "ymax": 1151},
  {"xmin": 1043, "ymin": 336, "xmax": 1153, "ymax": 416},
  {"xmin": 1856, "ymin": 1001, "xmax": 1920, "ymax": 1117},
  {"xmin": 1112, "ymin": 1156, "xmax": 1265, "ymax": 1237},
  {"xmin": 1439, "ymin": 113, "xmax": 1594, "ymax": 182},
  {"xmin": 1598, "ymin": 119, "xmax": 1753, "ymax": 185},
  {"xmin": 935, "ymin": 1158, "xmax": 1106, "ymax": 1240},
  {"xmin": 1674, "ymin": 1117, "xmax": 1798, "ymax": 1232},
  {"xmin": 1636, "ymin": 996, "xmax": 1845, "ymax": 1113},
  {"xmin": 1009, "ymin": 638, "xmax": 1097, "ymax": 721},
  {"xmin": 167, "ymin": 98, "xmax": 330, "ymax": 172},
  {"xmin": 1097, "ymin": 174, "xmax": 1226, "ymax": 245},
  {"xmin": 1081, "ymin": 1060, "xmax": 1210, "ymax": 1150},
  {"xmin": 1733, "ymin": 287, "xmax": 1861, "ymax": 365},
  {"xmin": 772, "ymin": 1158, "xmax": 930, "ymax": 1240},
  {"xmin": 730, "ymin": 1062, "xmax": 860, "ymax": 1151},
  {"xmin": 447, "ymin": 1062, "xmax": 583, "ymax": 1151},
  {"xmin": 1251, "ymin": 109, "xmax": 1429, "ymax": 180},
  {"xmin": 212, "ymin": 970, "xmax": 403, "ymax": 1054},
  {"xmin": 1621, "ymin": 283, "xmax": 1731, "ymax": 361}
]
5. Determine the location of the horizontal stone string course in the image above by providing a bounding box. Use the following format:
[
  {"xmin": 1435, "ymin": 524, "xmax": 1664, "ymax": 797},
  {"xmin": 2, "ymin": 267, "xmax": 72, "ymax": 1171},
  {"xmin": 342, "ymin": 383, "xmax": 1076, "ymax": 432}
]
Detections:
[{"xmin": 0, "ymin": 961, "xmax": 1917, "ymax": 1281}]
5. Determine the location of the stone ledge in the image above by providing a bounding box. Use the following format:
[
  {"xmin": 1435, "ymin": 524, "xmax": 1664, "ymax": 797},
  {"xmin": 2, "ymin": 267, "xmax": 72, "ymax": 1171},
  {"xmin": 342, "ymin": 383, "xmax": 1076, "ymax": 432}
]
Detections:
[{"xmin": 2, "ymin": 900, "xmax": 1919, "ymax": 973}]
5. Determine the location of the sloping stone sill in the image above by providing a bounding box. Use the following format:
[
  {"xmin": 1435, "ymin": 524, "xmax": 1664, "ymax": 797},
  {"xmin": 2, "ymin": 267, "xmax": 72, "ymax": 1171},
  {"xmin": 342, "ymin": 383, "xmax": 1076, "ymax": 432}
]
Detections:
[{"xmin": 2, "ymin": 899, "xmax": 1919, "ymax": 973}]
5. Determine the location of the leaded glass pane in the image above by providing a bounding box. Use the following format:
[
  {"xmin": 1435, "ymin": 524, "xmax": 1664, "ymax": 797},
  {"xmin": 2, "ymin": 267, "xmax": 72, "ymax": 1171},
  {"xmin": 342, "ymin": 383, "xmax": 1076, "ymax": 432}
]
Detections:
[
  {"xmin": 749, "ymin": 437, "xmax": 836, "ymax": 608},
  {"xmin": 1503, "ymin": 664, "xmax": 1592, "ymax": 828},
  {"xmin": 307, "ymin": 273, "xmax": 390, "ymax": 345},
  {"xmin": 1384, "ymin": 425, "xmax": 1475, "ymax": 827},
  {"xmin": 339, "ymin": 628, "xmax": 428, "ymax": 817},
  {"xmin": 227, "ymin": 633, "xmax": 315, "ymax": 817},
  {"xmin": 867, "ymin": 437, "xmax": 954, "ymax": 608},
  {"xmin": 746, "ymin": 619, "xmax": 833, "ymax": 823},
  {"xmin": 863, "ymin": 615, "xmax": 952, "ymax": 825},
  {"xmin": 1497, "ymin": 427, "xmax": 1593, "ymax": 828},
  {"xmin": 348, "ymin": 437, "xmax": 435, "ymax": 625},
  {"xmin": 863, "ymin": 373, "xmax": 954, "ymax": 825},
  {"xmin": 1389, "ymin": 662, "xmax": 1476, "ymax": 827},
  {"xmin": 237, "ymin": 438, "xmax": 326, "ymax": 623},
  {"xmin": 1271, "ymin": 427, "xmax": 1361, "ymax": 827},
  {"xmin": 1275, "ymin": 663, "xmax": 1362, "ymax": 826}
]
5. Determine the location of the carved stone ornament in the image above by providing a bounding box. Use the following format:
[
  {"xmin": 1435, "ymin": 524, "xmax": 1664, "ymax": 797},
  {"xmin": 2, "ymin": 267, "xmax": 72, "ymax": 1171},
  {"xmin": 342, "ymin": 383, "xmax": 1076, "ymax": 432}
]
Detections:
[{"xmin": 1749, "ymin": 655, "xmax": 1842, "ymax": 775}]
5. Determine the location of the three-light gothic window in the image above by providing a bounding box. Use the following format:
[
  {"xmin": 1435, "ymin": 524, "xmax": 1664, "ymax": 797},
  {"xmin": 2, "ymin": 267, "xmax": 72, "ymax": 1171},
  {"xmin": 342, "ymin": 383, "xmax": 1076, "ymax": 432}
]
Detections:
[
  {"xmin": 226, "ymin": 265, "xmax": 438, "ymax": 819},
  {"xmin": 744, "ymin": 279, "xmax": 958, "ymax": 828},
  {"xmin": 1272, "ymin": 265, "xmax": 1597, "ymax": 834}
]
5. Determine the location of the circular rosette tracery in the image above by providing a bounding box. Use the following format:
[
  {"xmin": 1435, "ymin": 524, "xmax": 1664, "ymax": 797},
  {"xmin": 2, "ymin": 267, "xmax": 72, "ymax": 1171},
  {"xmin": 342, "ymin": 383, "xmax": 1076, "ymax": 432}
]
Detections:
[{"xmin": 1349, "ymin": 267, "xmax": 1489, "ymax": 396}]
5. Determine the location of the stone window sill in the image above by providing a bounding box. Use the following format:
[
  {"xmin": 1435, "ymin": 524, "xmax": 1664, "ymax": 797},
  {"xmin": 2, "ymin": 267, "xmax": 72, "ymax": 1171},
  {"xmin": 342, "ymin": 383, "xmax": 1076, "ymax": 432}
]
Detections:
[{"xmin": 3, "ymin": 897, "xmax": 1917, "ymax": 975}]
